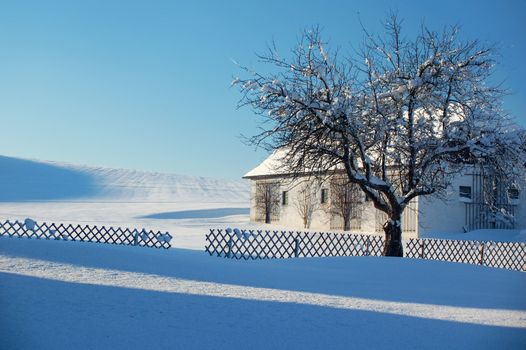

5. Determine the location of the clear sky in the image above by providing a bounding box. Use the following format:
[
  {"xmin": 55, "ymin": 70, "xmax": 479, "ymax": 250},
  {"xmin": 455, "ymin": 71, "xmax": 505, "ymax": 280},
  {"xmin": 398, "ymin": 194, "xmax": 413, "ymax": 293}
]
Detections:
[{"xmin": 1, "ymin": 0, "xmax": 525, "ymax": 179}]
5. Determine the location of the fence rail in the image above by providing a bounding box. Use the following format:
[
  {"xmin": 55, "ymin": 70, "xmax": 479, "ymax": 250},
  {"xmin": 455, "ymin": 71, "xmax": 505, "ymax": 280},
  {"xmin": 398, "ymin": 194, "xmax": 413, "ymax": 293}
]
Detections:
[
  {"xmin": 0, "ymin": 219, "xmax": 172, "ymax": 249},
  {"xmin": 405, "ymin": 238, "xmax": 525, "ymax": 271},
  {"xmin": 206, "ymin": 228, "xmax": 384, "ymax": 259},
  {"xmin": 205, "ymin": 228, "xmax": 526, "ymax": 272}
]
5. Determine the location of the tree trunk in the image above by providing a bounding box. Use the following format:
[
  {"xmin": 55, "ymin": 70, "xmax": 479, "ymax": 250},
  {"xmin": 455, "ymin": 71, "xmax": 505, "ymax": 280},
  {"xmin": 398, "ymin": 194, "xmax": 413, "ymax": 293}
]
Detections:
[
  {"xmin": 343, "ymin": 215, "xmax": 350, "ymax": 231},
  {"xmin": 383, "ymin": 217, "xmax": 403, "ymax": 257},
  {"xmin": 265, "ymin": 209, "xmax": 271, "ymax": 224}
]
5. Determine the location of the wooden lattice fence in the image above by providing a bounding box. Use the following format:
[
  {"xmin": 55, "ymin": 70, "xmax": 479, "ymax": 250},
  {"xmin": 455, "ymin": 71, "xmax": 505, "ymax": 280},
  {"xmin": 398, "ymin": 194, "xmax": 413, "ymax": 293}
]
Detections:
[
  {"xmin": 0, "ymin": 219, "xmax": 172, "ymax": 249},
  {"xmin": 206, "ymin": 229, "xmax": 384, "ymax": 259},
  {"xmin": 405, "ymin": 238, "xmax": 526, "ymax": 271},
  {"xmin": 205, "ymin": 228, "xmax": 525, "ymax": 271}
]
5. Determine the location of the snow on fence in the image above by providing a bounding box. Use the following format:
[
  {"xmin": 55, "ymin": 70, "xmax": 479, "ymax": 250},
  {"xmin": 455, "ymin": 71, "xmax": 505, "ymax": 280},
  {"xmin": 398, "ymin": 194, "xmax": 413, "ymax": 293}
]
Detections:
[
  {"xmin": 0, "ymin": 219, "xmax": 172, "ymax": 249},
  {"xmin": 205, "ymin": 228, "xmax": 526, "ymax": 272}
]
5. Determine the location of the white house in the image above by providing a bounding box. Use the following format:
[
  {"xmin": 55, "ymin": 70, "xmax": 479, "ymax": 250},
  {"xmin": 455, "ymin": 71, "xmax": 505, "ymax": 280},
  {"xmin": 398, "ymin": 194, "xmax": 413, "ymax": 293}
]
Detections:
[{"xmin": 243, "ymin": 151, "xmax": 526, "ymax": 238}]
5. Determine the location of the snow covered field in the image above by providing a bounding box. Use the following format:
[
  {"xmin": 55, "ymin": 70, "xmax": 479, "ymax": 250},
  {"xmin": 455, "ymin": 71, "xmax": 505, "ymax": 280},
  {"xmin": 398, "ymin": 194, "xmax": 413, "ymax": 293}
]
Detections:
[
  {"xmin": 1, "ymin": 156, "xmax": 526, "ymax": 349},
  {"xmin": 1, "ymin": 238, "xmax": 525, "ymax": 349},
  {"xmin": 0, "ymin": 155, "xmax": 250, "ymax": 249}
]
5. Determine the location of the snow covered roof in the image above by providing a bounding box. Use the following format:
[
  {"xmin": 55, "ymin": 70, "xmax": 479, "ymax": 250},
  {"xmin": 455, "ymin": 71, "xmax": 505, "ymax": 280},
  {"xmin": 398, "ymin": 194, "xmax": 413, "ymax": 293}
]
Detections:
[
  {"xmin": 243, "ymin": 149, "xmax": 290, "ymax": 179},
  {"xmin": 243, "ymin": 149, "xmax": 344, "ymax": 179}
]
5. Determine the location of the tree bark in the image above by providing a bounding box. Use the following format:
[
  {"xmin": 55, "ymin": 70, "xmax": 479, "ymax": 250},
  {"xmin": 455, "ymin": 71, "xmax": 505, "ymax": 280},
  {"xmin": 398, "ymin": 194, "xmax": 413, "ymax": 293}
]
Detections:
[
  {"xmin": 343, "ymin": 216, "xmax": 350, "ymax": 231},
  {"xmin": 383, "ymin": 217, "xmax": 403, "ymax": 257}
]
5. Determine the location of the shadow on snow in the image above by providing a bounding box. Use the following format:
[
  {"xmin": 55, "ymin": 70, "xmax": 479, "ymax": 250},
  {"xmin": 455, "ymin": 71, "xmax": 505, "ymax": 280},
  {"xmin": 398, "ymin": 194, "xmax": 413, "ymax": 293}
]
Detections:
[
  {"xmin": 1, "ymin": 273, "xmax": 525, "ymax": 350},
  {"xmin": 2, "ymin": 239, "xmax": 525, "ymax": 311},
  {"xmin": 140, "ymin": 207, "xmax": 249, "ymax": 220},
  {"xmin": 0, "ymin": 156, "xmax": 99, "ymax": 202}
]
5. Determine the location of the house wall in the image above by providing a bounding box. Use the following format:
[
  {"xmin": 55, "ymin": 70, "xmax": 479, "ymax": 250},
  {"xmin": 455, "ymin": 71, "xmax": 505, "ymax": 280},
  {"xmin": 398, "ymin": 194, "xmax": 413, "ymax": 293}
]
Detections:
[
  {"xmin": 418, "ymin": 193, "xmax": 465, "ymax": 235},
  {"xmin": 248, "ymin": 171, "xmax": 525, "ymax": 238},
  {"xmin": 249, "ymin": 176, "xmax": 398, "ymax": 237},
  {"xmin": 417, "ymin": 175, "xmax": 469, "ymax": 235},
  {"xmin": 360, "ymin": 201, "xmax": 377, "ymax": 233},
  {"xmin": 507, "ymin": 178, "xmax": 526, "ymax": 230},
  {"xmin": 249, "ymin": 181, "xmax": 257, "ymax": 222},
  {"xmin": 276, "ymin": 177, "xmax": 329, "ymax": 230},
  {"xmin": 417, "ymin": 172, "xmax": 526, "ymax": 235},
  {"xmin": 516, "ymin": 193, "xmax": 526, "ymax": 229}
]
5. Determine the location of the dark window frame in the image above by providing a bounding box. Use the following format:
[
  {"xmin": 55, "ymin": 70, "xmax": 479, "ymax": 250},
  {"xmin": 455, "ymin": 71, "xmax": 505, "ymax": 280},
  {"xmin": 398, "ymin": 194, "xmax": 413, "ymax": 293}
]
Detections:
[
  {"xmin": 321, "ymin": 188, "xmax": 328, "ymax": 204},
  {"xmin": 459, "ymin": 185, "xmax": 472, "ymax": 199},
  {"xmin": 282, "ymin": 190, "xmax": 288, "ymax": 205},
  {"xmin": 508, "ymin": 188, "xmax": 519, "ymax": 200}
]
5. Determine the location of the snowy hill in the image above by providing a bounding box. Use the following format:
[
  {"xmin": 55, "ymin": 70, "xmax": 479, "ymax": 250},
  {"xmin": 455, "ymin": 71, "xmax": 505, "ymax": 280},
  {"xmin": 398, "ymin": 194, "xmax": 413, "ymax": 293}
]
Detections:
[
  {"xmin": 0, "ymin": 155, "xmax": 249, "ymax": 203},
  {"xmin": 0, "ymin": 155, "xmax": 250, "ymax": 249}
]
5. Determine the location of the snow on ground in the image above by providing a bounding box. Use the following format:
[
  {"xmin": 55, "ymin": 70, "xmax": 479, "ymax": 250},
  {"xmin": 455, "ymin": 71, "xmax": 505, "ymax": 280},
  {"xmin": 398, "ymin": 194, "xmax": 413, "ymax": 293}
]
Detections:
[
  {"xmin": 1, "ymin": 156, "xmax": 526, "ymax": 348},
  {"xmin": 0, "ymin": 238, "xmax": 525, "ymax": 349}
]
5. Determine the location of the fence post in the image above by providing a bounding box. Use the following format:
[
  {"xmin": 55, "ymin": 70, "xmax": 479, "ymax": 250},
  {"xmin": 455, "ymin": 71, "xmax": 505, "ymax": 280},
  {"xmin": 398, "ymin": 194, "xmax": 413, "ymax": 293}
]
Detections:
[
  {"xmin": 421, "ymin": 240, "xmax": 425, "ymax": 259},
  {"xmin": 294, "ymin": 237, "xmax": 300, "ymax": 258},
  {"xmin": 133, "ymin": 229, "xmax": 139, "ymax": 246},
  {"xmin": 366, "ymin": 237, "xmax": 370, "ymax": 256},
  {"xmin": 227, "ymin": 237, "xmax": 233, "ymax": 258},
  {"xmin": 480, "ymin": 243, "xmax": 485, "ymax": 266}
]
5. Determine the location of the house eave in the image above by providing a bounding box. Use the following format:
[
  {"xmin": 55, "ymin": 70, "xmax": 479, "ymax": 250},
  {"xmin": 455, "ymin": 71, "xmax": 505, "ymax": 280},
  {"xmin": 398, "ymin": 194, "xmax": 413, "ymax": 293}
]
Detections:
[{"xmin": 242, "ymin": 169, "xmax": 345, "ymax": 181}]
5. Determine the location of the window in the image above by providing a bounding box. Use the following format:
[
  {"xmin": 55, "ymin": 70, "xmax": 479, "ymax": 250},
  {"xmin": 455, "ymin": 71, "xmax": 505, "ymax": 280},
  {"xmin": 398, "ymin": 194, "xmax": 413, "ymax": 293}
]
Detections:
[
  {"xmin": 282, "ymin": 191, "xmax": 288, "ymax": 205},
  {"xmin": 459, "ymin": 186, "xmax": 472, "ymax": 199},
  {"xmin": 321, "ymin": 188, "xmax": 328, "ymax": 204},
  {"xmin": 508, "ymin": 188, "xmax": 519, "ymax": 200}
]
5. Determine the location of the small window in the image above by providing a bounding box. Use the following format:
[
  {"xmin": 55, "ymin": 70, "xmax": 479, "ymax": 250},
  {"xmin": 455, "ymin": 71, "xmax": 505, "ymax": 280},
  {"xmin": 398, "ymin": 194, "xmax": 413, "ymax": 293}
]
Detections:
[
  {"xmin": 459, "ymin": 186, "xmax": 472, "ymax": 199},
  {"xmin": 508, "ymin": 188, "xmax": 519, "ymax": 200},
  {"xmin": 282, "ymin": 191, "xmax": 288, "ymax": 205},
  {"xmin": 321, "ymin": 188, "xmax": 329, "ymax": 204}
]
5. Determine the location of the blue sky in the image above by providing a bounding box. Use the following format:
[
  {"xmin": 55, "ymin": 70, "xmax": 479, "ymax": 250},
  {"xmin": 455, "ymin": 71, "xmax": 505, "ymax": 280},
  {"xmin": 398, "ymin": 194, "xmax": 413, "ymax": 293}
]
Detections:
[{"xmin": 1, "ymin": 0, "xmax": 525, "ymax": 179}]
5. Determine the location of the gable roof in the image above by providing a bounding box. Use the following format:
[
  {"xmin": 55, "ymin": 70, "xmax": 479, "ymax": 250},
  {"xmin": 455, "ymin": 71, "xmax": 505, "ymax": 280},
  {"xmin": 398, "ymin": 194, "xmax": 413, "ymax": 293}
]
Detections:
[
  {"xmin": 243, "ymin": 149, "xmax": 346, "ymax": 179},
  {"xmin": 243, "ymin": 149, "xmax": 289, "ymax": 179}
]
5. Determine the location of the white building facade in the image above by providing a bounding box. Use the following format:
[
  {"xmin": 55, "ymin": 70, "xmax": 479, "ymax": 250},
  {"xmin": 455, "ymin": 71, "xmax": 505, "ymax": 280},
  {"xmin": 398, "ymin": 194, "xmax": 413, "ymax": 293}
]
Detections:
[{"xmin": 244, "ymin": 153, "xmax": 526, "ymax": 238}]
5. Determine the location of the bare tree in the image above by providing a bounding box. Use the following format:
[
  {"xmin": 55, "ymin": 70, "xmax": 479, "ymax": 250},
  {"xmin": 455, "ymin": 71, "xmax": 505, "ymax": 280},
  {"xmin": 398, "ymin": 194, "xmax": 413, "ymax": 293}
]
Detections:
[
  {"xmin": 293, "ymin": 182, "xmax": 319, "ymax": 228},
  {"xmin": 255, "ymin": 182, "xmax": 280, "ymax": 224},
  {"xmin": 329, "ymin": 177, "xmax": 362, "ymax": 231},
  {"xmin": 235, "ymin": 15, "xmax": 525, "ymax": 256}
]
